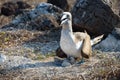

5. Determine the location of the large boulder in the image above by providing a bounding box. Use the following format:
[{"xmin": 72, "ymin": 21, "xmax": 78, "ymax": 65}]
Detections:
[{"xmin": 71, "ymin": 0, "xmax": 120, "ymax": 37}]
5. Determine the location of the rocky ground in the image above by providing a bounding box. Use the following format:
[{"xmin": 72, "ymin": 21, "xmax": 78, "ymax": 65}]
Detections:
[
  {"xmin": 0, "ymin": 0, "xmax": 120, "ymax": 80},
  {"xmin": 0, "ymin": 52, "xmax": 120, "ymax": 80}
]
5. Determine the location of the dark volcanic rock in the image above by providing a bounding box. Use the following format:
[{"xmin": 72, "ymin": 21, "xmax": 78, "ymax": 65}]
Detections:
[
  {"xmin": 71, "ymin": 0, "xmax": 120, "ymax": 37},
  {"xmin": 104, "ymin": 0, "xmax": 120, "ymax": 28},
  {"xmin": 1, "ymin": 2, "xmax": 18, "ymax": 16},
  {"xmin": 47, "ymin": 0, "xmax": 68, "ymax": 11},
  {"xmin": 103, "ymin": 0, "xmax": 120, "ymax": 17},
  {"xmin": 16, "ymin": 1, "xmax": 31, "ymax": 9},
  {"xmin": 47, "ymin": 0, "xmax": 76, "ymax": 11},
  {"xmin": 1, "ymin": 1, "xmax": 31, "ymax": 16}
]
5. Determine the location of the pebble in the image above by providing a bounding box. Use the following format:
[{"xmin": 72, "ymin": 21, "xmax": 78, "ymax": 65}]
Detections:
[
  {"xmin": 62, "ymin": 59, "xmax": 72, "ymax": 67},
  {"xmin": 0, "ymin": 54, "xmax": 6, "ymax": 64}
]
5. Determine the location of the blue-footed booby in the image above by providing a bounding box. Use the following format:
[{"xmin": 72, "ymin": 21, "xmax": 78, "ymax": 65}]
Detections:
[{"xmin": 60, "ymin": 12, "xmax": 103, "ymax": 66}]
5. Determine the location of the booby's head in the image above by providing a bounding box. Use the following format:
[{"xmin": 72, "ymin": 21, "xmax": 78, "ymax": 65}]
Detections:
[{"xmin": 60, "ymin": 12, "xmax": 72, "ymax": 27}]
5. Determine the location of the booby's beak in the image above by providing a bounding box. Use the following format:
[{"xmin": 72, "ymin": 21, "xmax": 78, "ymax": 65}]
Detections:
[
  {"xmin": 60, "ymin": 14, "xmax": 68, "ymax": 26},
  {"xmin": 61, "ymin": 14, "xmax": 67, "ymax": 21}
]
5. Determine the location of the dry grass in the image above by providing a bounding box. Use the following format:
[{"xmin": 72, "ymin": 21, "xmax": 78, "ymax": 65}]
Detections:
[
  {"xmin": 0, "ymin": 29, "xmax": 58, "ymax": 60},
  {"xmin": 0, "ymin": 30, "xmax": 42, "ymax": 48}
]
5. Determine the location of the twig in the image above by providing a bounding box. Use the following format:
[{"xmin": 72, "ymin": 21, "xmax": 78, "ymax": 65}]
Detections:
[{"xmin": 80, "ymin": 74, "xmax": 86, "ymax": 80}]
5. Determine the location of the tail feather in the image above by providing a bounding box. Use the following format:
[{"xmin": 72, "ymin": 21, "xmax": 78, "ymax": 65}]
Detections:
[{"xmin": 91, "ymin": 35, "xmax": 104, "ymax": 46}]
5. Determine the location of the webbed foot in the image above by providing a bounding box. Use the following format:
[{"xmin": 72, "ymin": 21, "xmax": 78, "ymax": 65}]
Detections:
[{"xmin": 76, "ymin": 58, "xmax": 85, "ymax": 64}]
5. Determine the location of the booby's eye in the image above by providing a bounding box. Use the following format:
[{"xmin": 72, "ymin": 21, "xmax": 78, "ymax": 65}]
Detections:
[
  {"xmin": 66, "ymin": 15, "xmax": 69, "ymax": 18},
  {"xmin": 61, "ymin": 14, "xmax": 71, "ymax": 22}
]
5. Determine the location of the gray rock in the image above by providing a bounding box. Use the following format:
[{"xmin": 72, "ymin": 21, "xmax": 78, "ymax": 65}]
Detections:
[
  {"xmin": 112, "ymin": 28, "xmax": 120, "ymax": 39},
  {"xmin": 94, "ymin": 28, "xmax": 120, "ymax": 51},
  {"xmin": 62, "ymin": 59, "xmax": 72, "ymax": 67},
  {"xmin": 61, "ymin": 57, "xmax": 76, "ymax": 67},
  {"xmin": 2, "ymin": 2, "xmax": 63, "ymax": 31}
]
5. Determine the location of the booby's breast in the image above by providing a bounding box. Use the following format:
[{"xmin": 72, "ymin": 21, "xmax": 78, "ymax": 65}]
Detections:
[{"xmin": 60, "ymin": 30, "xmax": 83, "ymax": 57}]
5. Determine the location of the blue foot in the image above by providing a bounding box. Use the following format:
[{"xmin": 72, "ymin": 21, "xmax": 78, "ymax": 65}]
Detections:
[{"xmin": 77, "ymin": 59, "xmax": 84, "ymax": 64}]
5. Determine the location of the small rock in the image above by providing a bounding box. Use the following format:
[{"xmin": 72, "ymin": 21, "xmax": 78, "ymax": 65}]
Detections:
[
  {"xmin": 69, "ymin": 56, "xmax": 76, "ymax": 64},
  {"xmin": 62, "ymin": 58, "xmax": 71, "ymax": 67},
  {"xmin": 0, "ymin": 54, "xmax": 6, "ymax": 64}
]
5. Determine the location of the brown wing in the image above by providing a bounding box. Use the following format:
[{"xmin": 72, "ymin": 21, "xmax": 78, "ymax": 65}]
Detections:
[
  {"xmin": 73, "ymin": 32, "xmax": 86, "ymax": 43},
  {"xmin": 81, "ymin": 31, "xmax": 92, "ymax": 59}
]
